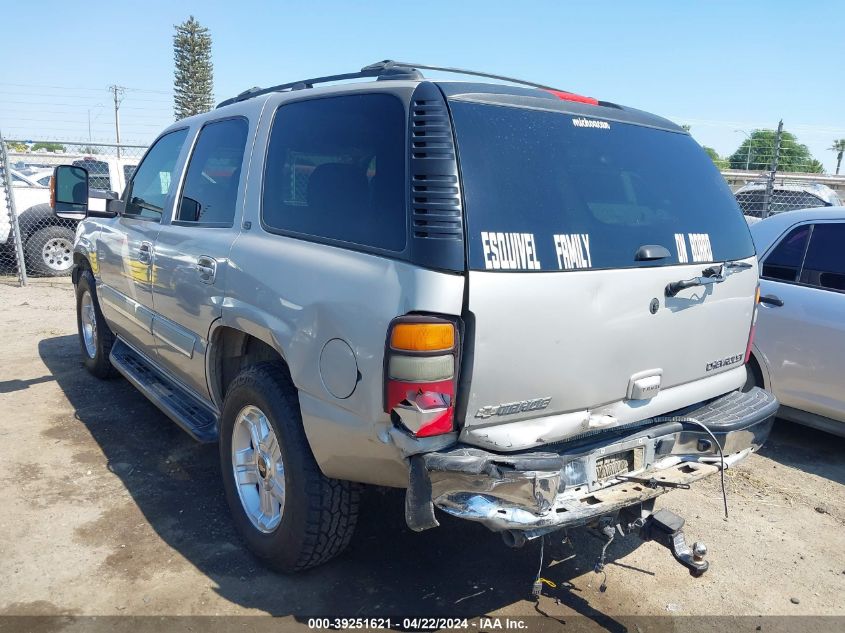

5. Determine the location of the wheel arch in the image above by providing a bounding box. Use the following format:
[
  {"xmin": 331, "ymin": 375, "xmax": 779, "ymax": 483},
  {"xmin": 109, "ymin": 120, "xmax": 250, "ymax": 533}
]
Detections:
[
  {"xmin": 206, "ymin": 322, "xmax": 293, "ymax": 411},
  {"xmin": 748, "ymin": 346, "xmax": 772, "ymax": 391}
]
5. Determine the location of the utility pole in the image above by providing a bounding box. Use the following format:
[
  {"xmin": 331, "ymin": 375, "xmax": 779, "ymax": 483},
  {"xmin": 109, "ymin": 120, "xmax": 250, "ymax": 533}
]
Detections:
[
  {"xmin": 109, "ymin": 85, "xmax": 125, "ymax": 158},
  {"xmin": 761, "ymin": 119, "xmax": 783, "ymax": 219}
]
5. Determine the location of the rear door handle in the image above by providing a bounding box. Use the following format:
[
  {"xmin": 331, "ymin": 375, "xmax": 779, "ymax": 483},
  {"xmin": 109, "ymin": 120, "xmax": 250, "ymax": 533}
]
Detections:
[
  {"xmin": 196, "ymin": 255, "xmax": 217, "ymax": 284},
  {"xmin": 138, "ymin": 241, "xmax": 153, "ymax": 265},
  {"xmin": 759, "ymin": 294, "xmax": 784, "ymax": 307}
]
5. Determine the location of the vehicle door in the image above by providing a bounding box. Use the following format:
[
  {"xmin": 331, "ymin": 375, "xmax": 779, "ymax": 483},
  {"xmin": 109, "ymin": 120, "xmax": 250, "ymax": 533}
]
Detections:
[
  {"xmin": 95, "ymin": 129, "xmax": 189, "ymax": 353},
  {"xmin": 150, "ymin": 117, "xmax": 250, "ymax": 400},
  {"xmin": 756, "ymin": 221, "xmax": 845, "ymax": 420}
]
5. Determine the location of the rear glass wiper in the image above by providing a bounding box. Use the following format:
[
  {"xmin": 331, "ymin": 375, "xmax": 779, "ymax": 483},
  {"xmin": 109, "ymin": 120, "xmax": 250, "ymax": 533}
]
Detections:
[{"xmin": 665, "ymin": 261, "xmax": 750, "ymax": 297}]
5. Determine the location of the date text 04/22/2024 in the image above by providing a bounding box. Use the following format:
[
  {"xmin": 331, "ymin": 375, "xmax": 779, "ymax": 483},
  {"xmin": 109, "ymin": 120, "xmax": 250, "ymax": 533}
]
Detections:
[{"xmin": 307, "ymin": 617, "xmax": 529, "ymax": 630}]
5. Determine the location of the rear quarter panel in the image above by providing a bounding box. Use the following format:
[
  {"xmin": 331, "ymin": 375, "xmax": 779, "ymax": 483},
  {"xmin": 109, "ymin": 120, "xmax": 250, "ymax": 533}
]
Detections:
[{"xmin": 224, "ymin": 233, "xmax": 464, "ymax": 486}]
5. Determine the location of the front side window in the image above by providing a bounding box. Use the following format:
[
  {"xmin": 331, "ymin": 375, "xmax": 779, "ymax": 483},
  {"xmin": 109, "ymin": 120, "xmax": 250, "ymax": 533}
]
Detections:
[
  {"xmin": 176, "ymin": 118, "xmax": 248, "ymax": 225},
  {"xmin": 262, "ymin": 94, "xmax": 406, "ymax": 251},
  {"xmin": 800, "ymin": 223, "xmax": 845, "ymax": 291},
  {"xmin": 124, "ymin": 129, "xmax": 188, "ymax": 221},
  {"xmin": 761, "ymin": 225, "xmax": 810, "ymax": 282}
]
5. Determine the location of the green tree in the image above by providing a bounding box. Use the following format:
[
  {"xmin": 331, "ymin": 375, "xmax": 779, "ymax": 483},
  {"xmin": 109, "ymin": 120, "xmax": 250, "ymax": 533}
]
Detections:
[
  {"xmin": 728, "ymin": 129, "xmax": 823, "ymax": 173},
  {"xmin": 830, "ymin": 139, "xmax": 845, "ymax": 175},
  {"xmin": 6, "ymin": 141, "xmax": 28, "ymax": 152},
  {"xmin": 30, "ymin": 142, "xmax": 65, "ymax": 152},
  {"xmin": 702, "ymin": 146, "xmax": 728, "ymax": 170},
  {"xmin": 173, "ymin": 16, "xmax": 214, "ymax": 120}
]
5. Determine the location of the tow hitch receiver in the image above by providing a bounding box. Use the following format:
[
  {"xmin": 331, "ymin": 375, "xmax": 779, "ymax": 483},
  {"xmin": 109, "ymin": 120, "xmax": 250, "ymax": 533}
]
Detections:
[{"xmin": 640, "ymin": 508, "xmax": 709, "ymax": 577}]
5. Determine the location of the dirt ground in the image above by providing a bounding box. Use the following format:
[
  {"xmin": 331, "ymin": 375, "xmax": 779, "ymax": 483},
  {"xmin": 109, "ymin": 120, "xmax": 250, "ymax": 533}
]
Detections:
[{"xmin": 1, "ymin": 278, "xmax": 844, "ymax": 630}]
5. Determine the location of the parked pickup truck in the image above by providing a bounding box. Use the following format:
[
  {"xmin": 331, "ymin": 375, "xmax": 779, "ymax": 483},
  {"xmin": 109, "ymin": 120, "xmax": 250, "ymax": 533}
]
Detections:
[
  {"xmin": 52, "ymin": 60, "xmax": 777, "ymax": 575},
  {"xmin": 2, "ymin": 157, "xmax": 137, "ymax": 276}
]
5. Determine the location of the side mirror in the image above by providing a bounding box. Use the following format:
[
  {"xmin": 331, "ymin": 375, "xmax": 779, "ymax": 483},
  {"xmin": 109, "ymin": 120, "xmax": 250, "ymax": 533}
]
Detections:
[{"xmin": 52, "ymin": 165, "xmax": 88, "ymax": 220}]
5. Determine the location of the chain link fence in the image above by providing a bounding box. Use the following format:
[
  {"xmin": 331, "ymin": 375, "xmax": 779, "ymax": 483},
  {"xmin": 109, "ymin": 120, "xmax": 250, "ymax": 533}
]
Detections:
[
  {"xmin": 718, "ymin": 121, "xmax": 844, "ymax": 218},
  {"xmin": 0, "ymin": 136, "xmax": 147, "ymax": 285}
]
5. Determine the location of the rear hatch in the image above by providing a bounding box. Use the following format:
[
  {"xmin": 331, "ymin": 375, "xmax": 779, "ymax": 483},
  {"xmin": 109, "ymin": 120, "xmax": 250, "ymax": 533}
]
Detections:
[{"xmin": 446, "ymin": 95, "xmax": 758, "ymax": 446}]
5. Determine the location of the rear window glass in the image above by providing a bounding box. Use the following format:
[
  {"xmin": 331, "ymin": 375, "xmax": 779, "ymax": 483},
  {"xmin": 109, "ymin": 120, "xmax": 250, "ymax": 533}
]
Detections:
[
  {"xmin": 449, "ymin": 102, "xmax": 755, "ymax": 271},
  {"xmin": 74, "ymin": 159, "xmax": 111, "ymax": 191},
  {"xmin": 261, "ymin": 94, "xmax": 406, "ymax": 252}
]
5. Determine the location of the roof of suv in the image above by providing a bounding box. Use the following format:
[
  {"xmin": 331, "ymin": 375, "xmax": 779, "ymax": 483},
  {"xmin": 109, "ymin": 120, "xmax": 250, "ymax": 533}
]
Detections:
[
  {"xmin": 735, "ymin": 181, "xmax": 840, "ymax": 204},
  {"xmin": 203, "ymin": 60, "xmax": 685, "ymax": 135}
]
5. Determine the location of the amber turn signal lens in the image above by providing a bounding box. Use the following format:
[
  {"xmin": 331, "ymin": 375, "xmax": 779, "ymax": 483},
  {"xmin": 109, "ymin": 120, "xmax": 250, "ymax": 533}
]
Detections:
[
  {"xmin": 391, "ymin": 323, "xmax": 454, "ymax": 352},
  {"xmin": 755, "ymin": 286, "xmax": 761, "ymax": 304}
]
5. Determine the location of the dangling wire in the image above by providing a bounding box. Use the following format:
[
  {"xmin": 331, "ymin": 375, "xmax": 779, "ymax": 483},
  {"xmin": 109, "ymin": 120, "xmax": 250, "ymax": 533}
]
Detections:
[{"xmin": 683, "ymin": 418, "xmax": 729, "ymax": 519}]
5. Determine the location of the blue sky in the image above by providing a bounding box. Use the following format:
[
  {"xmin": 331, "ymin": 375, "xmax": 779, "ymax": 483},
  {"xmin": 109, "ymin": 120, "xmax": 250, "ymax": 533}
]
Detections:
[{"xmin": 2, "ymin": 0, "xmax": 843, "ymax": 170}]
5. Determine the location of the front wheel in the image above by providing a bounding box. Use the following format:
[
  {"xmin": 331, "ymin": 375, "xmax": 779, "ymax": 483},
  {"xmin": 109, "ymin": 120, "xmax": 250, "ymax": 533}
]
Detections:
[
  {"xmin": 219, "ymin": 362, "xmax": 360, "ymax": 572},
  {"xmin": 25, "ymin": 226, "xmax": 75, "ymax": 276},
  {"xmin": 76, "ymin": 269, "xmax": 116, "ymax": 378}
]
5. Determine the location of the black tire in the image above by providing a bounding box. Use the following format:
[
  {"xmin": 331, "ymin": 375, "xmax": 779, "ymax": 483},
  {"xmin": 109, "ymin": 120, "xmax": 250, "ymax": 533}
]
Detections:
[
  {"xmin": 219, "ymin": 362, "xmax": 360, "ymax": 572},
  {"xmin": 25, "ymin": 226, "xmax": 76, "ymax": 276},
  {"xmin": 75, "ymin": 268, "xmax": 116, "ymax": 379}
]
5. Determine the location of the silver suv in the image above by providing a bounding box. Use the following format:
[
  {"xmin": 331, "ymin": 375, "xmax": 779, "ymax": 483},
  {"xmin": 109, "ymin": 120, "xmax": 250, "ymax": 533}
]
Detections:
[{"xmin": 52, "ymin": 61, "xmax": 777, "ymax": 575}]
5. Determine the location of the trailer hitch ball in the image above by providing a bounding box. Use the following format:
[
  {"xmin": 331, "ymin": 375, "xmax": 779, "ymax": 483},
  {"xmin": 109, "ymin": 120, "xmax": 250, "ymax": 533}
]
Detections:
[{"xmin": 641, "ymin": 508, "xmax": 710, "ymax": 577}]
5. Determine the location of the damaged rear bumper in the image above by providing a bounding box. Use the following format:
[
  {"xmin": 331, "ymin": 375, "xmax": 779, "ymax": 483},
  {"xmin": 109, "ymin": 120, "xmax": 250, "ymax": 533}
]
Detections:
[{"xmin": 405, "ymin": 387, "xmax": 778, "ymax": 533}]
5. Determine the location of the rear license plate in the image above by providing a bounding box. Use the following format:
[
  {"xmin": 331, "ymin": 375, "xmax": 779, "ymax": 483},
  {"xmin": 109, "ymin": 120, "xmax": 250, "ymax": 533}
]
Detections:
[{"xmin": 596, "ymin": 448, "xmax": 643, "ymax": 481}]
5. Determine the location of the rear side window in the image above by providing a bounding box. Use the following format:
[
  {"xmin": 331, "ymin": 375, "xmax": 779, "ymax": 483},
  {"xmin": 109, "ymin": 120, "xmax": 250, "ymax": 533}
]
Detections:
[
  {"xmin": 262, "ymin": 94, "xmax": 406, "ymax": 252},
  {"xmin": 801, "ymin": 223, "xmax": 845, "ymax": 291},
  {"xmin": 449, "ymin": 102, "xmax": 754, "ymax": 271},
  {"xmin": 762, "ymin": 225, "xmax": 810, "ymax": 282},
  {"xmin": 73, "ymin": 159, "xmax": 111, "ymax": 191},
  {"xmin": 176, "ymin": 118, "xmax": 248, "ymax": 225},
  {"xmin": 736, "ymin": 190, "xmax": 764, "ymax": 217}
]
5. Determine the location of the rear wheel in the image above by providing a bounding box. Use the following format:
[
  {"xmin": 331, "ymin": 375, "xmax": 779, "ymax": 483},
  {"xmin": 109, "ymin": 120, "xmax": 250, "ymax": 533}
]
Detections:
[
  {"xmin": 26, "ymin": 226, "xmax": 75, "ymax": 276},
  {"xmin": 219, "ymin": 362, "xmax": 360, "ymax": 572}
]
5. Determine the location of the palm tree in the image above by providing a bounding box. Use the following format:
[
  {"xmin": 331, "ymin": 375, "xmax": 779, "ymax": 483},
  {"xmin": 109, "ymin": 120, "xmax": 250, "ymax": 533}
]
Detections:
[{"xmin": 830, "ymin": 139, "xmax": 845, "ymax": 175}]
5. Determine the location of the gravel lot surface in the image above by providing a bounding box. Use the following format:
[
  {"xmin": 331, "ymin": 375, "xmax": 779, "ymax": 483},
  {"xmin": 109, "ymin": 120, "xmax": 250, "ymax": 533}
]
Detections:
[{"xmin": 0, "ymin": 279, "xmax": 843, "ymax": 630}]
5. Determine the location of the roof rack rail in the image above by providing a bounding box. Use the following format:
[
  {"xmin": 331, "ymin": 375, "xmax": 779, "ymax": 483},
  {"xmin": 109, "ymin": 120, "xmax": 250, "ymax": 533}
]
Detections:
[{"xmin": 216, "ymin": 59, "xmax": 572, "ymax": 108}]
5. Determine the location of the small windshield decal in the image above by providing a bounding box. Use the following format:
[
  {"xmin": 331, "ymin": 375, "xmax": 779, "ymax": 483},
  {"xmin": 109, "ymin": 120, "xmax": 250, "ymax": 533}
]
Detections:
[
  {"xmin": 554, "ymin": 233, "xmax": 592, "ymax": 270},
  {"xmin": 572, "ymin": 117, "xmax": 610, "ymax": 130},
  {"xmin": 675, "ymin": 233, "xmax": 713, "ymax": 263},
  {"xmin": 480, "ymin": 232, "xmax": 542, "ymax": 270}
]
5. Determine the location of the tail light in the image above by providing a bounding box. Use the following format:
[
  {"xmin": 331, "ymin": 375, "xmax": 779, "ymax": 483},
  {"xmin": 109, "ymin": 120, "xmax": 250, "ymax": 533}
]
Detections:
[
  {"xmin": 745, "ymin": 285, "xmax": 760, "ymax": 364},
  {"xmin": 384, "ymin": 316, "xmax": 460, "ymax": 438}
]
